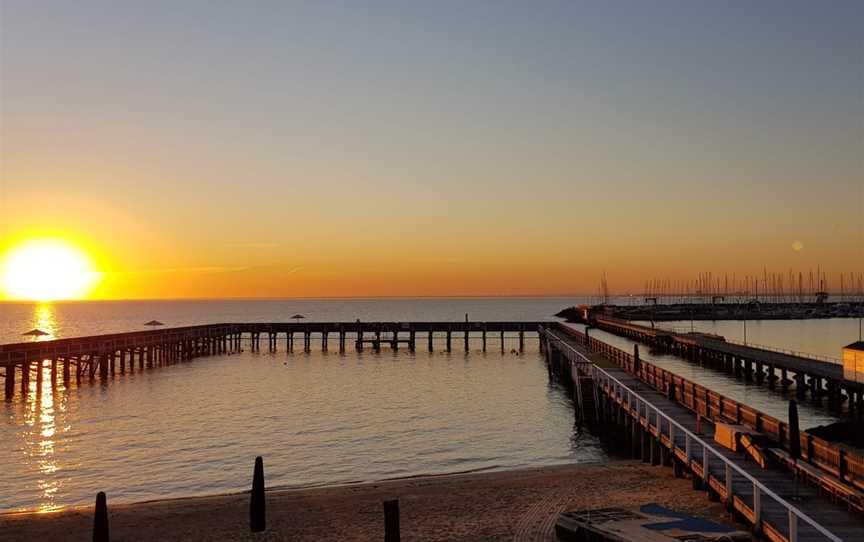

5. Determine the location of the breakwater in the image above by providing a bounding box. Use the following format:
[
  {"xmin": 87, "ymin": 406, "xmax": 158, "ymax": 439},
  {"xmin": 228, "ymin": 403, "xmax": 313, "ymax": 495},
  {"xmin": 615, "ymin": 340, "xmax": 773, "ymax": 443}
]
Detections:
[{"xmin": 558, "ymin": 302, "xmax": 864, "ymax": 322}]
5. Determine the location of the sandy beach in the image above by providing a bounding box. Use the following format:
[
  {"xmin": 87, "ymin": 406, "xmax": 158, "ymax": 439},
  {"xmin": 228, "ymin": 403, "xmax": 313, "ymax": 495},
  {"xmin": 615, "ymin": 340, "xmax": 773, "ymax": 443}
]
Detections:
[{"xmin": 0, "ymin": 461, "xmax": 737, "ymax": 542}]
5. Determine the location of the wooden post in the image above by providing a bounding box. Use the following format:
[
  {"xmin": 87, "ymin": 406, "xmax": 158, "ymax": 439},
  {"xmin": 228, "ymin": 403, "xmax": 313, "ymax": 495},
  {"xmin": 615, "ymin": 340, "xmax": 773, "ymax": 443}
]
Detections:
[
  {"xmin": 36, "ymin": 359, "xmax": 44, "ymax": 390},
  {"xmin": 482, "ymin": 327, "xmax": 487, "ymax": 351},
  {"xmin": 446, "ymin": 330, "xmax": 451, "ymax": 352},
  {"xmin": 518, "ymin": 329, "xmax": 524, "ymax": 352},
  {"xmin": 4, "ymin": 365, "xmax": 15, "ymax": 400},
  {"xmin": 63, "ymin": 359, "xmax": 71, "ymax": 386},
  {"xmin": 500, "ymin": 329, "xmax": 505, "ymax": 353},
  {"xmin": 93, "ymin": 491, "xmax": 109, "ymax": 542},
  {"xmin": 428, "ymin": 331, "xmax": 434, "ymax": 352},
  {"xmin": 409, "ymin": 330, "xmax": 415, "ymax": 352},
  {"xmin": 250, "ymin": 456, "xmax": 266, "ymax": 532},
  {"xmin": 384, "ymin": 499, "xmax": 400, "ymax": 542},
  {"xmin": 464, "ymin": 328, "xmax": 469, "ymax": 352},
  {"xmin": 22, "ymin": 360, "xmax": 30, "ymax": 393}
]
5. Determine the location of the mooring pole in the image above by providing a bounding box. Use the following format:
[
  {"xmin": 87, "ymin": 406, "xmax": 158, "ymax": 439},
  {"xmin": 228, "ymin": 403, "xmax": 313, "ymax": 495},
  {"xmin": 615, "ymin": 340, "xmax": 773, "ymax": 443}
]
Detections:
[
  {"xmin": 250, "ymin": 456, "xmax": 266, "ymax": 532},
  {"xmin": 384, "ymin": 499, "xmax": 400, "ymax": 542},
  {"xmin": 93, "ymin": 492, "xmax": 109, "ymax": 542}
]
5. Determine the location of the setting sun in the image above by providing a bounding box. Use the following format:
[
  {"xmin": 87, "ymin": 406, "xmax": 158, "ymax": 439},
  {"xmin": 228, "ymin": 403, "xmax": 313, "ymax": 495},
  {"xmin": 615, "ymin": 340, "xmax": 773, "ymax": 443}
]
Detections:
[{"xmin": 0, "ymin": 239, "xmax": 102, "ymax": 301}]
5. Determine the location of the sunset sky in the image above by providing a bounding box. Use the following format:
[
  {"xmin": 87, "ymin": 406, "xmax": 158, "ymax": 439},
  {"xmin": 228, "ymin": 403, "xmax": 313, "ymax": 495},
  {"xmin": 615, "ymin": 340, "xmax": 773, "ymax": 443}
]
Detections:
[{"xmin": 1, "ymin": 1, "xmax": 862, "ymax": 299}]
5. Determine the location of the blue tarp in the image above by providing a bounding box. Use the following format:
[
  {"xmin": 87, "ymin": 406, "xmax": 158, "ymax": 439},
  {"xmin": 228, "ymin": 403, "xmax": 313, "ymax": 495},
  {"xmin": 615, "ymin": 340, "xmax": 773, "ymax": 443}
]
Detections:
[{"xmin": 640, "ymin": 503, "xmax": 736, "ymax": 534}]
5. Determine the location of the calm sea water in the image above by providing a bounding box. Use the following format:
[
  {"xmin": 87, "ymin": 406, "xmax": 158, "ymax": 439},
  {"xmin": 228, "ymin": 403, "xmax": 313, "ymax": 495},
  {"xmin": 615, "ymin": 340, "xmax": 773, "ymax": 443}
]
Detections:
[
  {"xmin": 0, "ymin": 298, "xmax": 857, "ymax": 512},
  {"xmin": 0, "ymin": 298, "xmax": 600, "ymax": 512},
  {"xmin": 0, "ymin": 297, "xmax": 575, "ymax": 345}
]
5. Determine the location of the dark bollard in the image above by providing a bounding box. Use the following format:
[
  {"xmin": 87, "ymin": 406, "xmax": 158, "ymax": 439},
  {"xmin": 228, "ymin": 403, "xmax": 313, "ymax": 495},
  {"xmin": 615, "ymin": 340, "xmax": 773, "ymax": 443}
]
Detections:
[
  {"xmin": 788, "ymin": 400, "xmax": 801, "ymax": 461},
  {"xmin": 668, "ymin": 381, "xmax": 676, "ymax": 403},
  {"xmin": 384, "ymin": 499, "xmax": 400, "ymax": 542},
  {"xmin": 633, "ymin": 344, "xmax": 640, "ymax": 374},
  {"xmin": 672, "ymin": 457, "xmax": 684, "ymax": 478},
  {"xmin": 250, "ymin": 456, "xmax": 266, "ymax": 532},
  {"xmin": 93, "ymin": 491, "xmax": 109, "ymax": 542}
]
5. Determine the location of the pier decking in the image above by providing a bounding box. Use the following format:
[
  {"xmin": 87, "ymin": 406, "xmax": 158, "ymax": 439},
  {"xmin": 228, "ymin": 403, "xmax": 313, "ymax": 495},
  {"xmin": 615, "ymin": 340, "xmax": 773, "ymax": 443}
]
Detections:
[
  {"xmin": 591, "ymin": 317, "xmax": 864, "ymax": 414},
  {"xmin": 541, "ymin": 325, "xmax": 863, "ymax": 542},
  {"xmin": 0, "ymin": 321, "xmax": 544, "ymax": 400}
]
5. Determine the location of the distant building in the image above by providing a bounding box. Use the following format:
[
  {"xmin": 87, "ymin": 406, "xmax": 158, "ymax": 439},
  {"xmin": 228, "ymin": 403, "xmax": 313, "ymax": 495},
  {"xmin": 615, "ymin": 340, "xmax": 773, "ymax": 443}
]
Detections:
[{"xmin": 843, "ymin": 341, "xmax": 864, "ymax": 383}]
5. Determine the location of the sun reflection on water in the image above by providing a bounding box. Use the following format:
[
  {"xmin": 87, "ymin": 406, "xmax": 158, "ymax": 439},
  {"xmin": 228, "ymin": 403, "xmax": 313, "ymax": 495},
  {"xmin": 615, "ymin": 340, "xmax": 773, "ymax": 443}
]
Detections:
[
  {"xmin": 22, "ymin": 303, "xmax": 65, "ymax": 512},
  {"xmin": 30, "ymin": 303, "xmax": 58, "ymax": 341}
]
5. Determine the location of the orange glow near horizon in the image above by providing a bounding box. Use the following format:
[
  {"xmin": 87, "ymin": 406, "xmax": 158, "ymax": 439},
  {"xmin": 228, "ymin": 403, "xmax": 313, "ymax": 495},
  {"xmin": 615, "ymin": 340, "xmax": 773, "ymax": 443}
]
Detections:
[{"xmin": 0, "ymin": 239, "xmax": 103, "ymax": 301}]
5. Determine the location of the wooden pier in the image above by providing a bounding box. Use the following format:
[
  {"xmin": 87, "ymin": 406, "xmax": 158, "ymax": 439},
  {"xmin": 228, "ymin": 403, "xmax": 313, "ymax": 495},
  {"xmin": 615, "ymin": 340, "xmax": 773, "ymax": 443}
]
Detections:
[
  {"xmin": 0, "ymin": 321, "xmax": 543, "ymax": 400},
  {"xmin": 540, "ymin": 324, "xmax": 863, "ymax": 542},
  {"xmin": 590, "ymin": 317, "xmax": 864, "ymax": 415}
]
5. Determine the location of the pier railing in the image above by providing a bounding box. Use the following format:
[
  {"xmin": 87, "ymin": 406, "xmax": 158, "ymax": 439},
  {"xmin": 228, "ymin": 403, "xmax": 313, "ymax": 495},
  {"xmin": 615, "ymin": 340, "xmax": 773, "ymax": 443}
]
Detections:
[
  {"xmin": 655, "ymin": 325, "xmax": 843, "ymax": 364},
  {"xmin": 720, "ymin": 338, "xmax": 842, "ymax": 365},
  {"xmin": 592, "ymin": 361, "xmax": 841, "ymax": 542},
  {"xmin": 552, "ymin": 324, "xmax": 864, "ymax": 494},
  {"xmin": 546, "ymin": 328, "xmax": 842, "ymax": 542}
]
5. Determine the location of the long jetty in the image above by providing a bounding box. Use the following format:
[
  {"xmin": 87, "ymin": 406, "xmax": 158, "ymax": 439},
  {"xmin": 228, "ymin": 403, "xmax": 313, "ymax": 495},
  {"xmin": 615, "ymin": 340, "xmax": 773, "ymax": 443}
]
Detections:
[
  {"xmin": 588, "ymin": 316, "xmax": 864, "ymax": 415},
  {"xmin": 540, "ymin": 323, "xmax": 864, "ymax": 542},
  {"xmin": 0, "ymin": 321, "xmax": 542, "ymax": 400}
]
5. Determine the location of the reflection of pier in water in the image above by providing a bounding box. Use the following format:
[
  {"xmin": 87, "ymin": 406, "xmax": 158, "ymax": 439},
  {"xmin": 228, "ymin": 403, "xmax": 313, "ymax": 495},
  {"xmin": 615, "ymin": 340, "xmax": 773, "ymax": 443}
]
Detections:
[{"xmin": 1, "ymin": 322, "xmax": 544, "ymax": 400}]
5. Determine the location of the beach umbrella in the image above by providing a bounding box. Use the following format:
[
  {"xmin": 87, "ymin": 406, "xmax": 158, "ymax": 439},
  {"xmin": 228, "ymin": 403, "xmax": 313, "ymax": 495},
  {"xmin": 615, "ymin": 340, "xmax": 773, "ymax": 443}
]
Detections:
[
  {"xmin": 144, "ymin": 320, "xmax": 164, "ymax": 326},
  {"xmin": 788, "ymin": 400, "xmax": 801, "ymax": 461},
  {"xmin": 290, "ymin": 314, "xmax": 305, "ymax": 323},
  {"xmin": 22, "ymin": 329, "xmax": 49, "ymax": 336}
]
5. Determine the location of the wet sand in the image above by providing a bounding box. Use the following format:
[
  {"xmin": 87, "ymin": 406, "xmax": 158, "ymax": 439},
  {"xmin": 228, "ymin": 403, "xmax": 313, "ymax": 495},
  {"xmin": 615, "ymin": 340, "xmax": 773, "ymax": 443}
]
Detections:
[{"xmin": 0, "ymin": 461, "xmax": 737, "ymax": 541}]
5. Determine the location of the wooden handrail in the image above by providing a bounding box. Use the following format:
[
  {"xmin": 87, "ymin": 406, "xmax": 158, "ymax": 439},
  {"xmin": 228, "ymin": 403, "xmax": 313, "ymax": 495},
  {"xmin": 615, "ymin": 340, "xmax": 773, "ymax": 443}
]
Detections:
[{"xmin": 549, "ymin": 323, "xmax": 864, "ymax": 494}]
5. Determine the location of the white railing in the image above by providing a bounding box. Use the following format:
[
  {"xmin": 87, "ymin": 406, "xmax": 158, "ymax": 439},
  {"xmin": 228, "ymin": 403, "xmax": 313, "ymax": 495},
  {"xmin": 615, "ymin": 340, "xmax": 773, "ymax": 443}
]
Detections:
[{"xmin": 541, "ymin": 326, "xmax": 842, "ymax": 542}]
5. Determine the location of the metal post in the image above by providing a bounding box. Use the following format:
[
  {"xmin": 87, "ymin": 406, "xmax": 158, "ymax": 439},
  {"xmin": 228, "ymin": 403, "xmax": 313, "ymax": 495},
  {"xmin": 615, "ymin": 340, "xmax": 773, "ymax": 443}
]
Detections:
[
  {"xmin": 725, "ymin": 463, "xmax": 733, "ymax": 506},
  {"xmin": 753, "ymin": 485, "xmax": 761, "ymax": 529}
]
